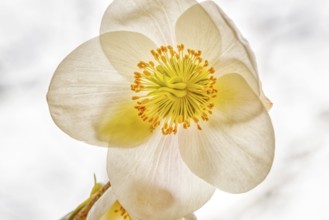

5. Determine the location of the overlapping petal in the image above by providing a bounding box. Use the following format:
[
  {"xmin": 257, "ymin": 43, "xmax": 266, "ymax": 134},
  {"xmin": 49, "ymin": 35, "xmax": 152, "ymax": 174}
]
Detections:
[
  {"xmin": 47, "ymin": 36, "xmax": 132, "ymax": 146},
  {"xmin": 99, "ymin": 31, "xmax": 157, "ymax": 79},
  {"xmin": 175, "ymin": 2, "xmax": 221, "ymax": 69},
  {"xmin": 199, "ymin": 1, "xmax": 258, "ymax": 79},
  {"xmin": 100, "ymin": 0, "xmax": 197, "ymax": 45},
  {"xmin": 96, "ymin": 102, "xmax": 153, "ymax": 148},
  {"xmin": 199, "ymin": 1, "xmax": 272, "ymax": 109},
  {"xmin": 178, "ymin": 74, "xmax": 275, "ymax": 193},
  {"xmin": 174, "ymin": 1, "xmax": 260, "ymax": 95},
  {"xmin": 175, "ymin": 1, "xmax": 272, "ymax": 110},
  {"xmin": 107, "ymin": 130, "xmax": 215, "ymax": 220},
  {"xmin": 47, "ymin": 36, "xmax": 153, "ymax": 147},
  {"xmin": 215, "ymin": 59, "xmax": 260, "ymax": 103}
]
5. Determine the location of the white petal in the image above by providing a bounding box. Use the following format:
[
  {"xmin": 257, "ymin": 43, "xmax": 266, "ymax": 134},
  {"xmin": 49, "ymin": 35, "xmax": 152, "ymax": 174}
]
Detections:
[
  {"xmin": 107, "ymin": 130, "xmax": 215, "ymax": 220},
  {"xmin": 100, "ymin": 31, "xmax": 157, "ymax": 79},
  {"xmin": 100, "ymin": 0, "xmax": 197, "ymax": 45},
  {"xmin": 200, "ymin": 1, "xmax": 258, "ymax": 79},
  {"xmin": 175, "ymin": 3, "xmax": 221, "ymax": 69},
  {"xmin": 175, "ymin": 2, "xmax": 272, "ymax": 109},
  {"xmin": 179, "ymin": 74, "xmax": 275, "ymax": 193},
  {"xmin": 212, "ymin": 74, "xmax": 265, "ymax": 124},
  {"xmin": 215, "ymin": 59, "xmax": 260, "ymax": 100},
  {"xmin": 200, "ymin": 1, "xmax": 272, "ymax": 108},
  {"xmin": 96, "ymin": 102, "xmax": 153, "ymax": 148},
  {"xmin": 47, "ymin": 36, "xmax": 132, "ymax": 147},
  {"xmin": 87, "ymin": 188, "xmax": 117, "ymax": 220}
]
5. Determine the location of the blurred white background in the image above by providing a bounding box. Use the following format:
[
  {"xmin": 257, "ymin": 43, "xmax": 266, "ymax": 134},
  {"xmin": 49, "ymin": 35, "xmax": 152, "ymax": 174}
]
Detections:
[{"xmin": 1, "ymin": 0, "xmax": 328, "ymax": 219}]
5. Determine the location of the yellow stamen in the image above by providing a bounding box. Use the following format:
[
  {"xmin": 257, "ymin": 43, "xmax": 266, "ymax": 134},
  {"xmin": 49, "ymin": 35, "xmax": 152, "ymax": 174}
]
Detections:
[{"xmin": 131, "ymin": 44, "xmax": 217, "ymax": 135}]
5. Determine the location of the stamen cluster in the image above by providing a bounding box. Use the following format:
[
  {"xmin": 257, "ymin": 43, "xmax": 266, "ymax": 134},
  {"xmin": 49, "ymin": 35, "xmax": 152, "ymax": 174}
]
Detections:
[{"xmin": 131, "ymin": 44, "xmax": 217, "ymax": 135}]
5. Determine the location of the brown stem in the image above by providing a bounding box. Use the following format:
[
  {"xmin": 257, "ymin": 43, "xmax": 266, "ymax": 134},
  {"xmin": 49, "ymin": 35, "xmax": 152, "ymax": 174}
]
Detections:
[{"xmin": 72, "ymin": 182, "xmax": 111, "ymax": 220}]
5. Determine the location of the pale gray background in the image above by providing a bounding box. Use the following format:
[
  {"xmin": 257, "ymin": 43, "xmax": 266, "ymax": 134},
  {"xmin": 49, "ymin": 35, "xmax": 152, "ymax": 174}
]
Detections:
[{"xmin": 1, "ymin": 0, "xmax": 328, "ymax": 219}]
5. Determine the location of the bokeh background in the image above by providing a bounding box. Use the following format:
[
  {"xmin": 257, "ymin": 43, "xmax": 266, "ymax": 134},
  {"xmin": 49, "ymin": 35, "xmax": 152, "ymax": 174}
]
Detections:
[{"xmin": 1, "ymin": 0, "xmax": 328, "ymax": 219}]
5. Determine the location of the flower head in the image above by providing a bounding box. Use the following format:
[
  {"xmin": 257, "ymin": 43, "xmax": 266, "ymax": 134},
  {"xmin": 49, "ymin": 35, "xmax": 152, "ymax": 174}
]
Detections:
[
  {"xmin": 131, "ymin": 44, "xmax": 217, "ymax": 135},
  {"xmin": 48, "ymin": 0, "xmax": 275, "ymax": 219}
]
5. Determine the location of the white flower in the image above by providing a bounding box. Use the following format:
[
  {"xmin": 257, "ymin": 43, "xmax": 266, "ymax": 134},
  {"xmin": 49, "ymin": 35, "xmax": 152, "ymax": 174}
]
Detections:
[{"xmin": 47, "ymin": 0, "xmax": 275, "ymax": 219}]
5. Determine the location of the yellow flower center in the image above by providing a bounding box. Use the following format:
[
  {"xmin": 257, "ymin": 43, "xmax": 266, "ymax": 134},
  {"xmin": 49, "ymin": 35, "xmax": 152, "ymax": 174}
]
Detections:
[{"xmin": 131, "ymin": 44, "xmax": 217, "ymax": 135}]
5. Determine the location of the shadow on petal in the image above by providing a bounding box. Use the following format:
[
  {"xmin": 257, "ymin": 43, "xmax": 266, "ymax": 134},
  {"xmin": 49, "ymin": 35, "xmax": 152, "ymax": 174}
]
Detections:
[
  {"xmin": 96, "ymin": 102, "xmax": 153, "ymax": 148},
  {"xmin": 211, "ymin": 73, "xmax": 264, "ymax": 124},
  {"xmin": 129, "ymin": 181, "xmax": 175, "ymax": 218}
]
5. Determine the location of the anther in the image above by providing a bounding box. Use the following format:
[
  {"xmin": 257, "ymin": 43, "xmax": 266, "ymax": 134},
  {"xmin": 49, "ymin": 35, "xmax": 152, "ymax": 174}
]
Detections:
[{"xmin": 208, "ymin": 67, "xmax": 215, "ymax": 74}]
